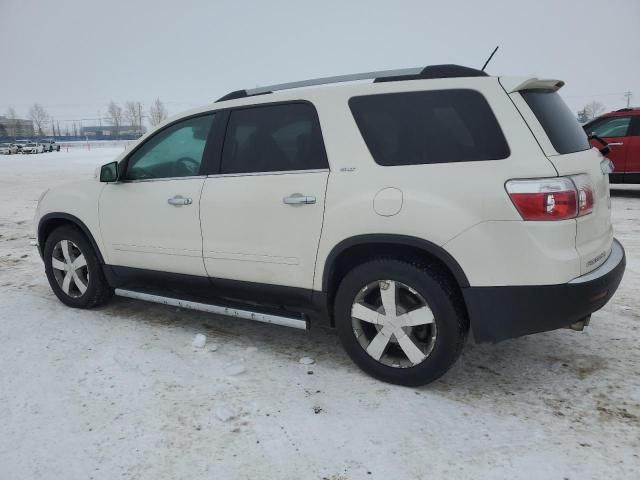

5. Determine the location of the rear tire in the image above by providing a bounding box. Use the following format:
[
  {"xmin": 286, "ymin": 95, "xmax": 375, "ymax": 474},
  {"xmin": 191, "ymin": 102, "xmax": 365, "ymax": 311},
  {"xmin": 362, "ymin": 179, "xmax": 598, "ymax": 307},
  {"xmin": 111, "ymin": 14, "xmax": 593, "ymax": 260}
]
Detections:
[
  {"xmin": 334, "ymin": 259, "xmax": 468, "ymax": 386},
  {"xmin": 43, "ymin": 225, "xmax": 113, "ymax": 308}
]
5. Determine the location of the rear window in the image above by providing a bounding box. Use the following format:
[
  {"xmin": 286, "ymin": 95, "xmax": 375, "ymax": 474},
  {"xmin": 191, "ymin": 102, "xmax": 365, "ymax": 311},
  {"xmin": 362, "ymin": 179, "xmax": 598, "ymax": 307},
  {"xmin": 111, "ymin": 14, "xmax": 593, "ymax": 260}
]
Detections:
[
  {"xmin": 348, "ymin": 89, "xmax": 510, "ymax": 166},
  {"xmin": 521, "ymin": 90, "xmax": 590, "ymax": 154}
]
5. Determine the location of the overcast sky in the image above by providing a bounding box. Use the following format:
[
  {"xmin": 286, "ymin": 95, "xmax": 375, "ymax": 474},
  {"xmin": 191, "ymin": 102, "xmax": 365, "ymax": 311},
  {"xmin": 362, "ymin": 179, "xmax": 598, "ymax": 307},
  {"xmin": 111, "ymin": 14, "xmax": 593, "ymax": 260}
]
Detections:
[{"xmin": 1, "ymin": 0, "xmax": 638, "ymax": 128}]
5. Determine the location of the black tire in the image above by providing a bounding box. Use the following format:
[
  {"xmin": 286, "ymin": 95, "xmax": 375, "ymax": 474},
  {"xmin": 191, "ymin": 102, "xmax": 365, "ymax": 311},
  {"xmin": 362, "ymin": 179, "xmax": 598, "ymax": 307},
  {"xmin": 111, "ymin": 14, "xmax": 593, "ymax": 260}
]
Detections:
[
  {"xmin": 43, "ymin": 225, "xmax": 113, "ymax": 308},
  {"xmin": 334, "ymin": 259, "xmax": 468, "ymax": 386}
]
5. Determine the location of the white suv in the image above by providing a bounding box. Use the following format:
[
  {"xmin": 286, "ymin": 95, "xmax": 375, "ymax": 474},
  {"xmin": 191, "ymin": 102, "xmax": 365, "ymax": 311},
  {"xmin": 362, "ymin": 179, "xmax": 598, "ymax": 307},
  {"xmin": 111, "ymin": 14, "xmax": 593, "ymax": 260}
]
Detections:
[{"xmin": 34, "ymin": 64, "xmax": 626, "ymax": 386}]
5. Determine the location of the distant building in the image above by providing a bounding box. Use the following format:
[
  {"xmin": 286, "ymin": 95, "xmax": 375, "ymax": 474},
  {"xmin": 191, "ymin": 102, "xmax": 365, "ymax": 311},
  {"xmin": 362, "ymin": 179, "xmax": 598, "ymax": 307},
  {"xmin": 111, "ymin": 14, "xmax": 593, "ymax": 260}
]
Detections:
[
  {"xmin": 81, "ymin": 124, "xmax": 146, "ymax": 140},
  {"xmin": 0, "ymin": 116, "xmax": 35, "ymax": 139}
]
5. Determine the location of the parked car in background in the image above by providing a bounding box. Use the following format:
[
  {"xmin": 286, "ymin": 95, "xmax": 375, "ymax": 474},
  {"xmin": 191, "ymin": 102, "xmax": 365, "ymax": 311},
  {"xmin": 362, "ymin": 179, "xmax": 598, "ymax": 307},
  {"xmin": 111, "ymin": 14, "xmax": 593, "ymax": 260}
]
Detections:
[
  {"xmin": 584, "ymin": 108, "xmax": 640, "ymax": 184},
  {"xmin": 0, "ymin": 143, "xmax": 19, "ymax": 155},
  {"xmin": 21, "ymin": 142, "xmax": 45, "ymax": 154},
  {"xmin": 13, "ymin": 139, "xmax": 31, "ymax": 152},
  {"xmin": 39, "ymin": 139, "xmax": 61, "ymax": 152}
]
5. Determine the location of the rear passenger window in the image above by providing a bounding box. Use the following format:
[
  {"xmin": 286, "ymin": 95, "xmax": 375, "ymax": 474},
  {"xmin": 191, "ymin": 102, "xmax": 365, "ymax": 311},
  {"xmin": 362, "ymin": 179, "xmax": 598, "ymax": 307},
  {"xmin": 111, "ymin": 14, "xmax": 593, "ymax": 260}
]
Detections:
[
  {"xmin": 349, "ymin": 90, "xmax": 510, "ymax": 166},
  {"xmin": 221, "ymin": 103, "xmax": 328, "ymax": 174}
]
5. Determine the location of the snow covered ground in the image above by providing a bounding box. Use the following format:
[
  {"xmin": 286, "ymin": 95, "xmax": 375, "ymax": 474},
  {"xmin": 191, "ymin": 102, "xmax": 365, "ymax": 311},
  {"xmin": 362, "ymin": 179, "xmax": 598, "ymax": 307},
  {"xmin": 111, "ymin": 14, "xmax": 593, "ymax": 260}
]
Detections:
[{"xmin": 0, "ymin": 148, "xmax": 639, "ymax": 480}]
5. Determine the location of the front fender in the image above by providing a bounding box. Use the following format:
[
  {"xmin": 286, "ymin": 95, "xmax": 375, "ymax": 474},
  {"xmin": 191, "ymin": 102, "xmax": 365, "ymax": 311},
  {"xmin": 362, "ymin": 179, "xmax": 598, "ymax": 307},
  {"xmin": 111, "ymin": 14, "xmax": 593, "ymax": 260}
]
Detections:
[{"xmin": 36, "ymin": 180, "xmax": 106, "ymax": 262}]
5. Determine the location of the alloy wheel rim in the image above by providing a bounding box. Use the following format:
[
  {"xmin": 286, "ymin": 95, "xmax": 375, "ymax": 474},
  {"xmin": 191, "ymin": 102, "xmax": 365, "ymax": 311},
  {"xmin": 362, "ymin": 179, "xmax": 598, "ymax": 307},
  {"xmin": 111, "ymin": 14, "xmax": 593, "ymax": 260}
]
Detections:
[
  {"xmin": 351, "ymin": 280, "xmax": 437, "ymax": 368},
  {"xmin": 51, "ymin": 240, "xmax": 89, "ymax": 298}
]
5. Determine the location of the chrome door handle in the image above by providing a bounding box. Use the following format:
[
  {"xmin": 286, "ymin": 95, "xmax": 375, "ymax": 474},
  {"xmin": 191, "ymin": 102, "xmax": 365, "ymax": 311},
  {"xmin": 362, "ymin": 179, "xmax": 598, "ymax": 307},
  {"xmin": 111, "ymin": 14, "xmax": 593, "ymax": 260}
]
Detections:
[
  {"xmin": 283, "ymin": 193, "xmax": 316, "ymax": 205},
  {"xmin": 608, "ymin": 142, "xmax": 624, "ymax": 146},
  {"xmin": 168, "ymin": 195, "xmax": 192, "ymax": 206}
]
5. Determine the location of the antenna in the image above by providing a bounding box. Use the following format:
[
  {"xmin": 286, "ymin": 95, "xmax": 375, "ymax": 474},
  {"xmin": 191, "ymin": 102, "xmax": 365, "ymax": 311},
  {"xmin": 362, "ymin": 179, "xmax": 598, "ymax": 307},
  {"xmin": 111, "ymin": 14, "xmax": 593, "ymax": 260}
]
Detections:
[{"xmin": 481, "ymin": 46, "xmax": 499, "ymax": 72}]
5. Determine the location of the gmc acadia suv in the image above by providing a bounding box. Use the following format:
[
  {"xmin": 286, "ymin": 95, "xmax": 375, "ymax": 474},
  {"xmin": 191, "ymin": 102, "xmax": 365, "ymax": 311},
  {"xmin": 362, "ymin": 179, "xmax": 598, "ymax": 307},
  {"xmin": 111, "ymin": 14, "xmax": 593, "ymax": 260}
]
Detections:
[{"xmin": 34, "ymin": 64, "xmax": 626, "ymax": 386}]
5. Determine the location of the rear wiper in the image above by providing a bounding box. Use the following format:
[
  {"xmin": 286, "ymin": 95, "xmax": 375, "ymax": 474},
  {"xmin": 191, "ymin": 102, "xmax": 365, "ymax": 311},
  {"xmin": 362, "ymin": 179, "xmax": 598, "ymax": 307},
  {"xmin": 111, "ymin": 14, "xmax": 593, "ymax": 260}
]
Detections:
[{"xmin": 588, "ymin": 134, "xmax": 611, "ymax": 156}]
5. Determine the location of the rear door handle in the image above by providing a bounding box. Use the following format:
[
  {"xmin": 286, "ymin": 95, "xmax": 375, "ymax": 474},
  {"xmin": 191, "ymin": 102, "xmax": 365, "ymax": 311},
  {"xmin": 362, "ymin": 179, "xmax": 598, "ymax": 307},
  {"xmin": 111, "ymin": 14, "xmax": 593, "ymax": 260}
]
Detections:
[
  {"xmin": 168, "ymin": 195, "xmax": 192, "ymax": 206},
  {"xmin": 283, "ymin": 193, "xmax": 316, "ymax": 205}
]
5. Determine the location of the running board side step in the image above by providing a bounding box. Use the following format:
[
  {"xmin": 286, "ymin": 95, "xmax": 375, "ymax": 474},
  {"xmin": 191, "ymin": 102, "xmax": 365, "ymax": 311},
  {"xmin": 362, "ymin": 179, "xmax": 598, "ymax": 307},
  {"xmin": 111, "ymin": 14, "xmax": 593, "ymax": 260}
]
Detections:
[{"xmin": 114, "ymin": 288, "xmax": 308, "ymax": 330}]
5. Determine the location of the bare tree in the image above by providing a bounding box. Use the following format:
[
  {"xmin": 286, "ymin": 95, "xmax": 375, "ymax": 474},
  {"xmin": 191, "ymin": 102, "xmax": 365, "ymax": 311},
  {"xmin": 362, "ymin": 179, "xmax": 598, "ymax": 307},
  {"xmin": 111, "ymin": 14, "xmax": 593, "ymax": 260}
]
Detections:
[
  {"xmin": 6, "ymin": 107, "xmax": 17, "ymax": 139},
  {"xmin": 581, "ymin": 101, "xmax": 606, "ymax": 122},
  {"xmin": 29, "ymin": 103, "xmax": 49, "ymax": 136},
  {"xmin": 124, "ymin": 101, "xmax": 143, "ymax": 132},
  {"xmin": 148, "ymin": 98, "xmax": 168, "ymax": 127},
  {"xmin": 106, "ymin": 101, "xmax": 123, "ymax": 139}
]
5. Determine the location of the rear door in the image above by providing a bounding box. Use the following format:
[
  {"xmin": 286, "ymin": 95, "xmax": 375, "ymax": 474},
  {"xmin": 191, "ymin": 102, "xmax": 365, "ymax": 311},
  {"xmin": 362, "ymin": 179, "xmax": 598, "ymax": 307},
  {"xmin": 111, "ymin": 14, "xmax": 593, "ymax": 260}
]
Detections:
[
  {"xmin": 585, "ymin": 115, "xmax": 632, "ymax": 174},
  {"xmin": 199, "ymin": 102, "xmax": 329, "ymax": 289},
  {"xmin": 507, "ymin": 85, "xmax": 613, "ymax": 276}
]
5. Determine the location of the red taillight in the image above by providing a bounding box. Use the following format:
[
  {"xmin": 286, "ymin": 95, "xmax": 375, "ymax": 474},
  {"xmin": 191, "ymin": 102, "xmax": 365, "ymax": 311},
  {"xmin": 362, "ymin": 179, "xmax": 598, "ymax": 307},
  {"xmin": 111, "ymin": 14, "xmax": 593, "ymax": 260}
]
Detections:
[
  {"xmin": 506, "ymin": 176, "xmax": 593, "ymax": 221},
  {"xmin": 572, "ymin": 174, "xmax": 594, "ymax": 216}
]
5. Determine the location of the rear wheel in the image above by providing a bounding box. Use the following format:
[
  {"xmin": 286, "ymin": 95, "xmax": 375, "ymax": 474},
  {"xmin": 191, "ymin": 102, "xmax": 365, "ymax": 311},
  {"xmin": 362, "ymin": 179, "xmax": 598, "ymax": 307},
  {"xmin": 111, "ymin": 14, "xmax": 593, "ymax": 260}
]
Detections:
[
  {"xmin": 43, "ymin": 226, "xmax": 112, "ymax": 308},
  {"xmin": 334, "ymin": 259, "xmax": 468, "ymax": 386}
]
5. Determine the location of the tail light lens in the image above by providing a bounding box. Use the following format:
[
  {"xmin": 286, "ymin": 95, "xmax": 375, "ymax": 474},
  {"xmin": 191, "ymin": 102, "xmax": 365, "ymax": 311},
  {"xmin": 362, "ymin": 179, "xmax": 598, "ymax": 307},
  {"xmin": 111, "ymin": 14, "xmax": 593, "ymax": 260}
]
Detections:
[
  {"xmin": 506, "ymin": 176, "xmax": 593, "ymax": 221},
  {"xmin": 572, "ymin": 174, "xmax": 594, "ymax": 216}
]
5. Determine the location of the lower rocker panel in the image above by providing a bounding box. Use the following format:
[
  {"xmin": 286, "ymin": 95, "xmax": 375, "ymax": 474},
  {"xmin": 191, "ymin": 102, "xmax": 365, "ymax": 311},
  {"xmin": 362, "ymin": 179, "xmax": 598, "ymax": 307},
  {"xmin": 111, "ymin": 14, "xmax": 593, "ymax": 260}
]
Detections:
[{"xmin": 114, "ymin": 288, "xmax": 309, "ymax": 330}]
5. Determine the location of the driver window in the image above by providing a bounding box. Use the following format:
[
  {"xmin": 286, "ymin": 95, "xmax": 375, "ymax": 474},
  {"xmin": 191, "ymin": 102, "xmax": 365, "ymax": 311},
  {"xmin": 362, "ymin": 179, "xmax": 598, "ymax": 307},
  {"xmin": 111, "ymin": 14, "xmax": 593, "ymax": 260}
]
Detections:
[
  {"xmin": 590, "ymin": 116, "xmax": 631, "ymax": 138},
  {"xmin": 125, "ymin": 114, "xmax": 215, "ymax": 180}
]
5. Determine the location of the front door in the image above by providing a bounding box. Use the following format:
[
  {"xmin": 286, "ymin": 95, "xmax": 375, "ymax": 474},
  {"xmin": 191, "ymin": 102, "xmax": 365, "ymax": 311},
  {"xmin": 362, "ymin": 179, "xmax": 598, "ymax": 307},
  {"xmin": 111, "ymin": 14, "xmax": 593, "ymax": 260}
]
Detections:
[
  {"xmin": 587, "ymin": 115, "xmax": 632, "ymax": 174},
  {"xmin": 99, "ymin": 113, "xmax": 218, "ymax": 276},
  {"xmin": 625, "ymin": 116, "xmax": 640, "ymax": 176},
  {"xmin": 200, "ymin": 102, "xmax": 330, "ymax": 289}
]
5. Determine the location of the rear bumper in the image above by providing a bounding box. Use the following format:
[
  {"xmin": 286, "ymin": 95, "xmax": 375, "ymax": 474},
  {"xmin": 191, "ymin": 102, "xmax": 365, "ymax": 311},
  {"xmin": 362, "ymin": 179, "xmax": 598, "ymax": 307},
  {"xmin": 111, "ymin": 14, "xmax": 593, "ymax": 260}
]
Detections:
[{"xmin": 463, "ymin": 238, "xmax": 626, "ymax": 343}]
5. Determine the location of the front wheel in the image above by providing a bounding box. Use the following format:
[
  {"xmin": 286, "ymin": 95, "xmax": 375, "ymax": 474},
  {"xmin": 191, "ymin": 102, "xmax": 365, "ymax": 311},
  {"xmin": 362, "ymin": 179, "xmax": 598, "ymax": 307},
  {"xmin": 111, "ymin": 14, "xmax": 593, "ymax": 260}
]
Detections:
[
  {"xmin": 334, "ymin": 259, "xmax": 468, "ymax": 386},
  {"xmin": 43, "ymin": 225, "xmax": 113, "ymax": 308}
]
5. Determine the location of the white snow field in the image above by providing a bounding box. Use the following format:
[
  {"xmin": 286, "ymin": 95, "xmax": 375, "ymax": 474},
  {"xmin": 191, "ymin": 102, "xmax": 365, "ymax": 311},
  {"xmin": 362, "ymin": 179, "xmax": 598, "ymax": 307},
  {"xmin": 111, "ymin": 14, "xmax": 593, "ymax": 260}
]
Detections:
[{"xmin": 0, "ymin": 148, "xmax": 639, "ymax": 480}]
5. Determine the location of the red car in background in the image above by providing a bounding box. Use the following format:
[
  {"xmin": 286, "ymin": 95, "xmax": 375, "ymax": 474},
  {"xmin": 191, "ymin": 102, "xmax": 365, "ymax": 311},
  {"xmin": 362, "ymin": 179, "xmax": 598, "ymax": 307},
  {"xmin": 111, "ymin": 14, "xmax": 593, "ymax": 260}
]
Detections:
[{"xmin": 584, "ymin": 108, "xmax": 640, "ymax": 184}]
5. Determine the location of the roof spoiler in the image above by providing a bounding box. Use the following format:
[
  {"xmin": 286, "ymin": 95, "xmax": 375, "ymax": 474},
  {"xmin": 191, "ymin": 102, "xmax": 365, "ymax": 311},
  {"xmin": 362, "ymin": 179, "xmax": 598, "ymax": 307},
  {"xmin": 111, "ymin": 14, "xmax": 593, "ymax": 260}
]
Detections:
[{"xmin": 500, "ymin": 77, "xmax": 565, "ymax": 93}]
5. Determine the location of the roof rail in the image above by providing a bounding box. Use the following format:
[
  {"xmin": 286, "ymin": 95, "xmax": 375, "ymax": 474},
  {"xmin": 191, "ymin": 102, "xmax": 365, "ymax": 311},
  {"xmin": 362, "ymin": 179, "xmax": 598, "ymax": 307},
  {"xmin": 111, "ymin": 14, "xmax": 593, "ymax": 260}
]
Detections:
[{"xmin": 215, "ymin": 64, "xmax": 487, "ymax": 102}]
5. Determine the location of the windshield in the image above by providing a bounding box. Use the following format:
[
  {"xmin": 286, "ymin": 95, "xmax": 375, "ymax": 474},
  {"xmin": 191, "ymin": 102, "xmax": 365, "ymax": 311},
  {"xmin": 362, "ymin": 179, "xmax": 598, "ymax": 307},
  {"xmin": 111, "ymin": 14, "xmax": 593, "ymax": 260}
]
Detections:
[
  {"xmin": 520, "ymin": 90, "xmax": 590, "ymax": 155},
  {"xmin": 25, "ymin": 143, "xmax": 36, "ymax": 147},
  {"xmin": 0, "ymin": 143, "xmax": 10, "ymax": 147}
]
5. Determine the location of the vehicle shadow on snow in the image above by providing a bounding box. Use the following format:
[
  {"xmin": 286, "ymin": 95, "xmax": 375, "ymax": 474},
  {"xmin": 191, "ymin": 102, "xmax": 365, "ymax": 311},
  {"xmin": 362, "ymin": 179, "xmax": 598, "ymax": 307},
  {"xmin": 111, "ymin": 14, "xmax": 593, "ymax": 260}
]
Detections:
[
  {"xmin": 102, "ymin": 296, "xmax": 351, "ymax": 366},
  {"xmin": 99, "ymin": 296, "xmax": 593, "ymax": 395}
]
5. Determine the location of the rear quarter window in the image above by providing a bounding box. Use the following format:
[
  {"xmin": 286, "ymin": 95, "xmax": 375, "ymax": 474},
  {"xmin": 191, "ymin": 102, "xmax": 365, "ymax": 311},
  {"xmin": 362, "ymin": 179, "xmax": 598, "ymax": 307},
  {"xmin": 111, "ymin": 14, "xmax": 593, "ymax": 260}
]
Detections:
[
  {"xmin": 520, "ymin": 90, "xmax": 590, "ymax": 154},
  {"xmin": 348, "ymin": 89, "xmax": 510, "ymax": 166}
]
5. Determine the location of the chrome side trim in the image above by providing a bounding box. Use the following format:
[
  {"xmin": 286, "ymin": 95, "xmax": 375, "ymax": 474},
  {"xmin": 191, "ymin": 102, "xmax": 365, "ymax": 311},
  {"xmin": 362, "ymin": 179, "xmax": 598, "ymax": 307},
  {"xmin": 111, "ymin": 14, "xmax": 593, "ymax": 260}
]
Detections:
[
  {"xmin": 121, "ymin": 175, "xmax": 206, "ymax": 183},
  {"xmin": 114, "ymin": 288, "xmax": 308, "ymax": 330},
  {"xmin": 247, "ymin": 68, "xmax": 423, "ymax": 95},
  {"xmin": 569, "ymin": 239, "xmax": 624, "ymax": 284},
  {"xmin": 206, "ymin": 168, "xmax": 329, "ymax": 178}
]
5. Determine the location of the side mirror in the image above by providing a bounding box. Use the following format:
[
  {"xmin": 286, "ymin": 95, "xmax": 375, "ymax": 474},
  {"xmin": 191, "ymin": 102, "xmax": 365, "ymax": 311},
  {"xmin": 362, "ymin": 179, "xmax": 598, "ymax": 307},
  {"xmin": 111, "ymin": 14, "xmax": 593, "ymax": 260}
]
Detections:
[{"xmin": 100, "ymin": 161, "xmax": 119, "ymax": 182}]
